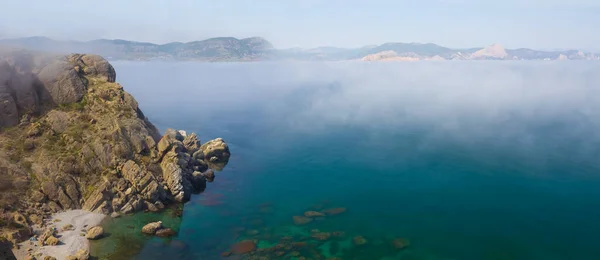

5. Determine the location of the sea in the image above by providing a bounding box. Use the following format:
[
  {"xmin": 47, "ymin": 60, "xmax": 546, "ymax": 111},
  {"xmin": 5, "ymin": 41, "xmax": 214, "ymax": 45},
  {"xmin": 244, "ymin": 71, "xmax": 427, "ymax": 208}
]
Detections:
[{"xmin": 90, "ymin": 61, "xmax": 600, "ymax": 260}]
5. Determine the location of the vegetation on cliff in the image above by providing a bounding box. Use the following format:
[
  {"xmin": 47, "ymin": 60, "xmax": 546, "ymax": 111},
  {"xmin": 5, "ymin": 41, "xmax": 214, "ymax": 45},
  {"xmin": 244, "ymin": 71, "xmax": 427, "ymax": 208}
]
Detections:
[{"xmin": 0, "ymin": 50, "xmax": 230, "ymax": 245}]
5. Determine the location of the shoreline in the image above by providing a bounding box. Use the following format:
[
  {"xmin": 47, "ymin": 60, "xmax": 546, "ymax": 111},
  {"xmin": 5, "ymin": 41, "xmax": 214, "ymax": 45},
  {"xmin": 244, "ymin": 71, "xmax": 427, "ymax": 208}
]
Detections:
[{"xmin": 12, "ymin": 210, "xmax": 105, "ymax": 260}]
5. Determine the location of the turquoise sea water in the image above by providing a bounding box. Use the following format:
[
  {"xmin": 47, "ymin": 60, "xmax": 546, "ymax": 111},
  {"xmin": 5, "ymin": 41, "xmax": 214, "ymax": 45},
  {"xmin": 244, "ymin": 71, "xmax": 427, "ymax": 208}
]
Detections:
[{"xmin": 92, "ymin": 61, "xmax": 600, "ymax": 260}]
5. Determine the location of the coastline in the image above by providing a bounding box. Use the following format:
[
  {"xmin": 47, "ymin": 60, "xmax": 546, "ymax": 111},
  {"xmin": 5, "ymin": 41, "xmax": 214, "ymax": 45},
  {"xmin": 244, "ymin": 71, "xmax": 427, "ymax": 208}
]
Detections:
[{"xmin": 12, "ymin": 210, "xmax": 105, "ymax": 260}]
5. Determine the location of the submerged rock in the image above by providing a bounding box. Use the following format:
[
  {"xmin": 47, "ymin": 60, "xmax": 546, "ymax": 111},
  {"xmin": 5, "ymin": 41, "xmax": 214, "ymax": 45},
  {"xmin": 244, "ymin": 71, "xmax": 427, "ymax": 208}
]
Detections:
[
  {"xmin": 392, "ymin": 238, "xmax": 411, "ymax": 249},
  {"xmin": 293, "ymin": 216, "xmax": 313, "ymax": 225},
  {"xmin": 353, "ymin": 236, "xmax": 368, "ymax": 245},
  {"xmin": 304, "ymin": 211, "xmax": 325, "ymax": 217},
  {"xmin": 311, "ymin": 232, "xmax": 331, "ymax": 241},
  {"xmin": 155, "ymin": 228, "xmax": 176, "ymax": 237},
  {"xmin": 231, "ymin": 240, "xmax": 256, "ymax": 254},
  {"xmin": 322, "ymin": 207, "xmax": 347, "ymax": 216},
  {"xmin": 332, "ymin": 231, "xmax": 346, "ymax": 238}
]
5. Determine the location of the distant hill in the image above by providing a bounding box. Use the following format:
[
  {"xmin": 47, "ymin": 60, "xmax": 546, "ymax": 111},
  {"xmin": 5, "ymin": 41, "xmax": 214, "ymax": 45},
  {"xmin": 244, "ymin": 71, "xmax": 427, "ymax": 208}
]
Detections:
[
  {"xmin": 1, "ymin": 36, "xmax": 598, "ymax": 61},
  {"xmin": 0, "ymin": 36, "xmax": 274, "ymax": 61}
]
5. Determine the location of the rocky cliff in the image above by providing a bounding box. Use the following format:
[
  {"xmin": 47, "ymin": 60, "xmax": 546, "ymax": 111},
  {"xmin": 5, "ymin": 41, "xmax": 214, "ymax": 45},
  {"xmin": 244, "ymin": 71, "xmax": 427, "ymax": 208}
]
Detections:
[{"xmin": 0, "ymin": 50, "xmax": 230, "ymax": 245}]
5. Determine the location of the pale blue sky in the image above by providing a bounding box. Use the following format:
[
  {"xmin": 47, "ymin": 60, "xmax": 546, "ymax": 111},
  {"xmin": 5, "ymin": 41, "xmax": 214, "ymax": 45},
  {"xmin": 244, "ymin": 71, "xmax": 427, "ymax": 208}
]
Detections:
[{"xmin": 1, "ymin": 0, "xmax": 598, "ymax": 50}]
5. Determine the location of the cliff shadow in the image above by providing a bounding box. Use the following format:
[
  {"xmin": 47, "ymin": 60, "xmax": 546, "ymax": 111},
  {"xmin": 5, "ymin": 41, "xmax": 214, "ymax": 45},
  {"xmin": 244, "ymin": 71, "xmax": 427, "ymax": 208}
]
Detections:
[{"xmin": 0, "ymin": 239, "xmax": 16, "ymax": 260}]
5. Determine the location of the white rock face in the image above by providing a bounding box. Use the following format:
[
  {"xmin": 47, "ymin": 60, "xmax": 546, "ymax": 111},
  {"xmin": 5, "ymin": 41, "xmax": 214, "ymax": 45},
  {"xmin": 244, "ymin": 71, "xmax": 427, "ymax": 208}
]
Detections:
[{"xmin": 470, "ymin": 44, "xmax": 508, "ymax": 59}]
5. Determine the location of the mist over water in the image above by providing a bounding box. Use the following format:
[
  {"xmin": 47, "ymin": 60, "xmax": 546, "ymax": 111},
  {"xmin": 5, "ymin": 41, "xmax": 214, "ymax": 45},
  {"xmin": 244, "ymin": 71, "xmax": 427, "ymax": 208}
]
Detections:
[{"xmin": 93, "ymin": 61, "xmax": 600, "ymax": 260}]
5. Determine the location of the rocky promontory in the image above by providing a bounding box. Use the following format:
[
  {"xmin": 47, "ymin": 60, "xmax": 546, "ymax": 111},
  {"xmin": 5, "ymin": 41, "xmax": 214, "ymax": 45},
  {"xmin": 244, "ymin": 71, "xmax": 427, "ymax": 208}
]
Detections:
[{"xmin": 0, "ymin": 50, "xmax": 230, "ymax": 249}]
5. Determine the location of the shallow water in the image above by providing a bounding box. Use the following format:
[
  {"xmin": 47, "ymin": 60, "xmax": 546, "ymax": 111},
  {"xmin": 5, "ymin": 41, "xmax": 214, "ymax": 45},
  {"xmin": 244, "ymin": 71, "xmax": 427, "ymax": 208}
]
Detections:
[{"xmin": 92, "ymin": 61, "xmax": 600, "ymax": 260}]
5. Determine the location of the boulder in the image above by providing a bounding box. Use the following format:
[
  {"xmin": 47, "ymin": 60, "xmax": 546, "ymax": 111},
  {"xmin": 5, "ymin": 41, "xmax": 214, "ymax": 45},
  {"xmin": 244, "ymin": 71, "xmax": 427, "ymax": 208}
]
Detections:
[
  {"xmin": 141, "ymin": 221, "xmax": 163, "ymax": 235},
  {"xmin": 37, "ymin": 228, "xmax": 55, "ymax": 246},
  {"xmin": 201, "ymin": 169, "xmax": 215, "ymax": 182},
  {"xmin": 77, "ymin": 54, "xmax": 116, "ymax": 82},
  {"xmin": 61, "ymin": 224, "xmax": 75, "ymax": 232},
  {"xmin": 37, "ymin": 60, "xmax": 86, "ymax": 105},
  {"xmin": 190, "ymin": 171, "xmax": 207, "ymax": 191},
  {"xmin": 85, "ymin": 226, "xmax": 104, "ymax": 240},
  {"xmin": 44, "ymin": 235, "xmax": 59, "ymax": 246},
  {"xmin": 199, "ymin": 138, "xmax": 230, "ymax": 163}
]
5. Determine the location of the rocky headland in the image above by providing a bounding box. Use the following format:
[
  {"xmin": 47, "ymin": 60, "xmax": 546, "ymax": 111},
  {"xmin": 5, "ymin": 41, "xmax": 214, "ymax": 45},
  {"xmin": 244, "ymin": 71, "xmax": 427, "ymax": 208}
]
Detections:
[{"xmin": 0, "ymin": 49, "xmax": 230, "ymax": 259}]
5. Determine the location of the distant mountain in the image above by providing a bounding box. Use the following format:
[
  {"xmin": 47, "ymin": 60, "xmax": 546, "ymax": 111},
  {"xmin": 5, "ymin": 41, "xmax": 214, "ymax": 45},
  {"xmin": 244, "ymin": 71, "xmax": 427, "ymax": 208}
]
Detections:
[
  {"xmin": 0, "ymin": 36, "xmax": 274, "ymax": 61},
  {"xmin": 1, "ymin": 36, "xmax": 598, "ymax": 61}
]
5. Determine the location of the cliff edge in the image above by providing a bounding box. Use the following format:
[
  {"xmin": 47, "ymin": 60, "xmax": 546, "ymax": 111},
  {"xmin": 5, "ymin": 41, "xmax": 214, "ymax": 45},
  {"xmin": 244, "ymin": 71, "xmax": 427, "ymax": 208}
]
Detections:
[{"xmin": 0, "ymin": 50, "xmax": 230, "ymax": 245}]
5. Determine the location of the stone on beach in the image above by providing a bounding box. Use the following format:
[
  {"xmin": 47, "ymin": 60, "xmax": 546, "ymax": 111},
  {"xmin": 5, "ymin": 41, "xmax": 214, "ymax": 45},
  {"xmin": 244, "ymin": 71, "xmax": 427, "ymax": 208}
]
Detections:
[
  {"xmin": 66, "ymin": 249, "xmax": 89, "ymax": 260},
  {"xmin": 61, "ymin": 224, "xmax": 75, "ymax": 232},
  {"xmin": 44, "ymin": 236, "xmax": 59, "ymax": 246}
]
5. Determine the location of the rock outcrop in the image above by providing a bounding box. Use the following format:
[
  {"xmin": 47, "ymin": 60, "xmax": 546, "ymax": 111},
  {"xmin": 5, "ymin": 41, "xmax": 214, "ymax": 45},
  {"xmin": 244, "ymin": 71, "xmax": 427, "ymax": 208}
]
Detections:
[{"xmin": 0, "ymin": 50, "xmax": 230, "ymax": 244}]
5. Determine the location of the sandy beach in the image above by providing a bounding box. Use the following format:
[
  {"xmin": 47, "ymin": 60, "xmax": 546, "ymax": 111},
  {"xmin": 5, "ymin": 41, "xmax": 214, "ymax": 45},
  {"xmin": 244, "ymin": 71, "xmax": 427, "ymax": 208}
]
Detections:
[{"xmin": 12, "ymin": 210, "xmax": 105, "ymax": 260}]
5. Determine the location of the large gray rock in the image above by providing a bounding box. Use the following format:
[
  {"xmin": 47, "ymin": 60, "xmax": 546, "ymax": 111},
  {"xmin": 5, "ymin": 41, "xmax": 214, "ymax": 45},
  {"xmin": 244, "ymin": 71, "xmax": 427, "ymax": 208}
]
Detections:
[{"xmin": 37, "ymin": 60, "xmax": 86, "ymax": 105}]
